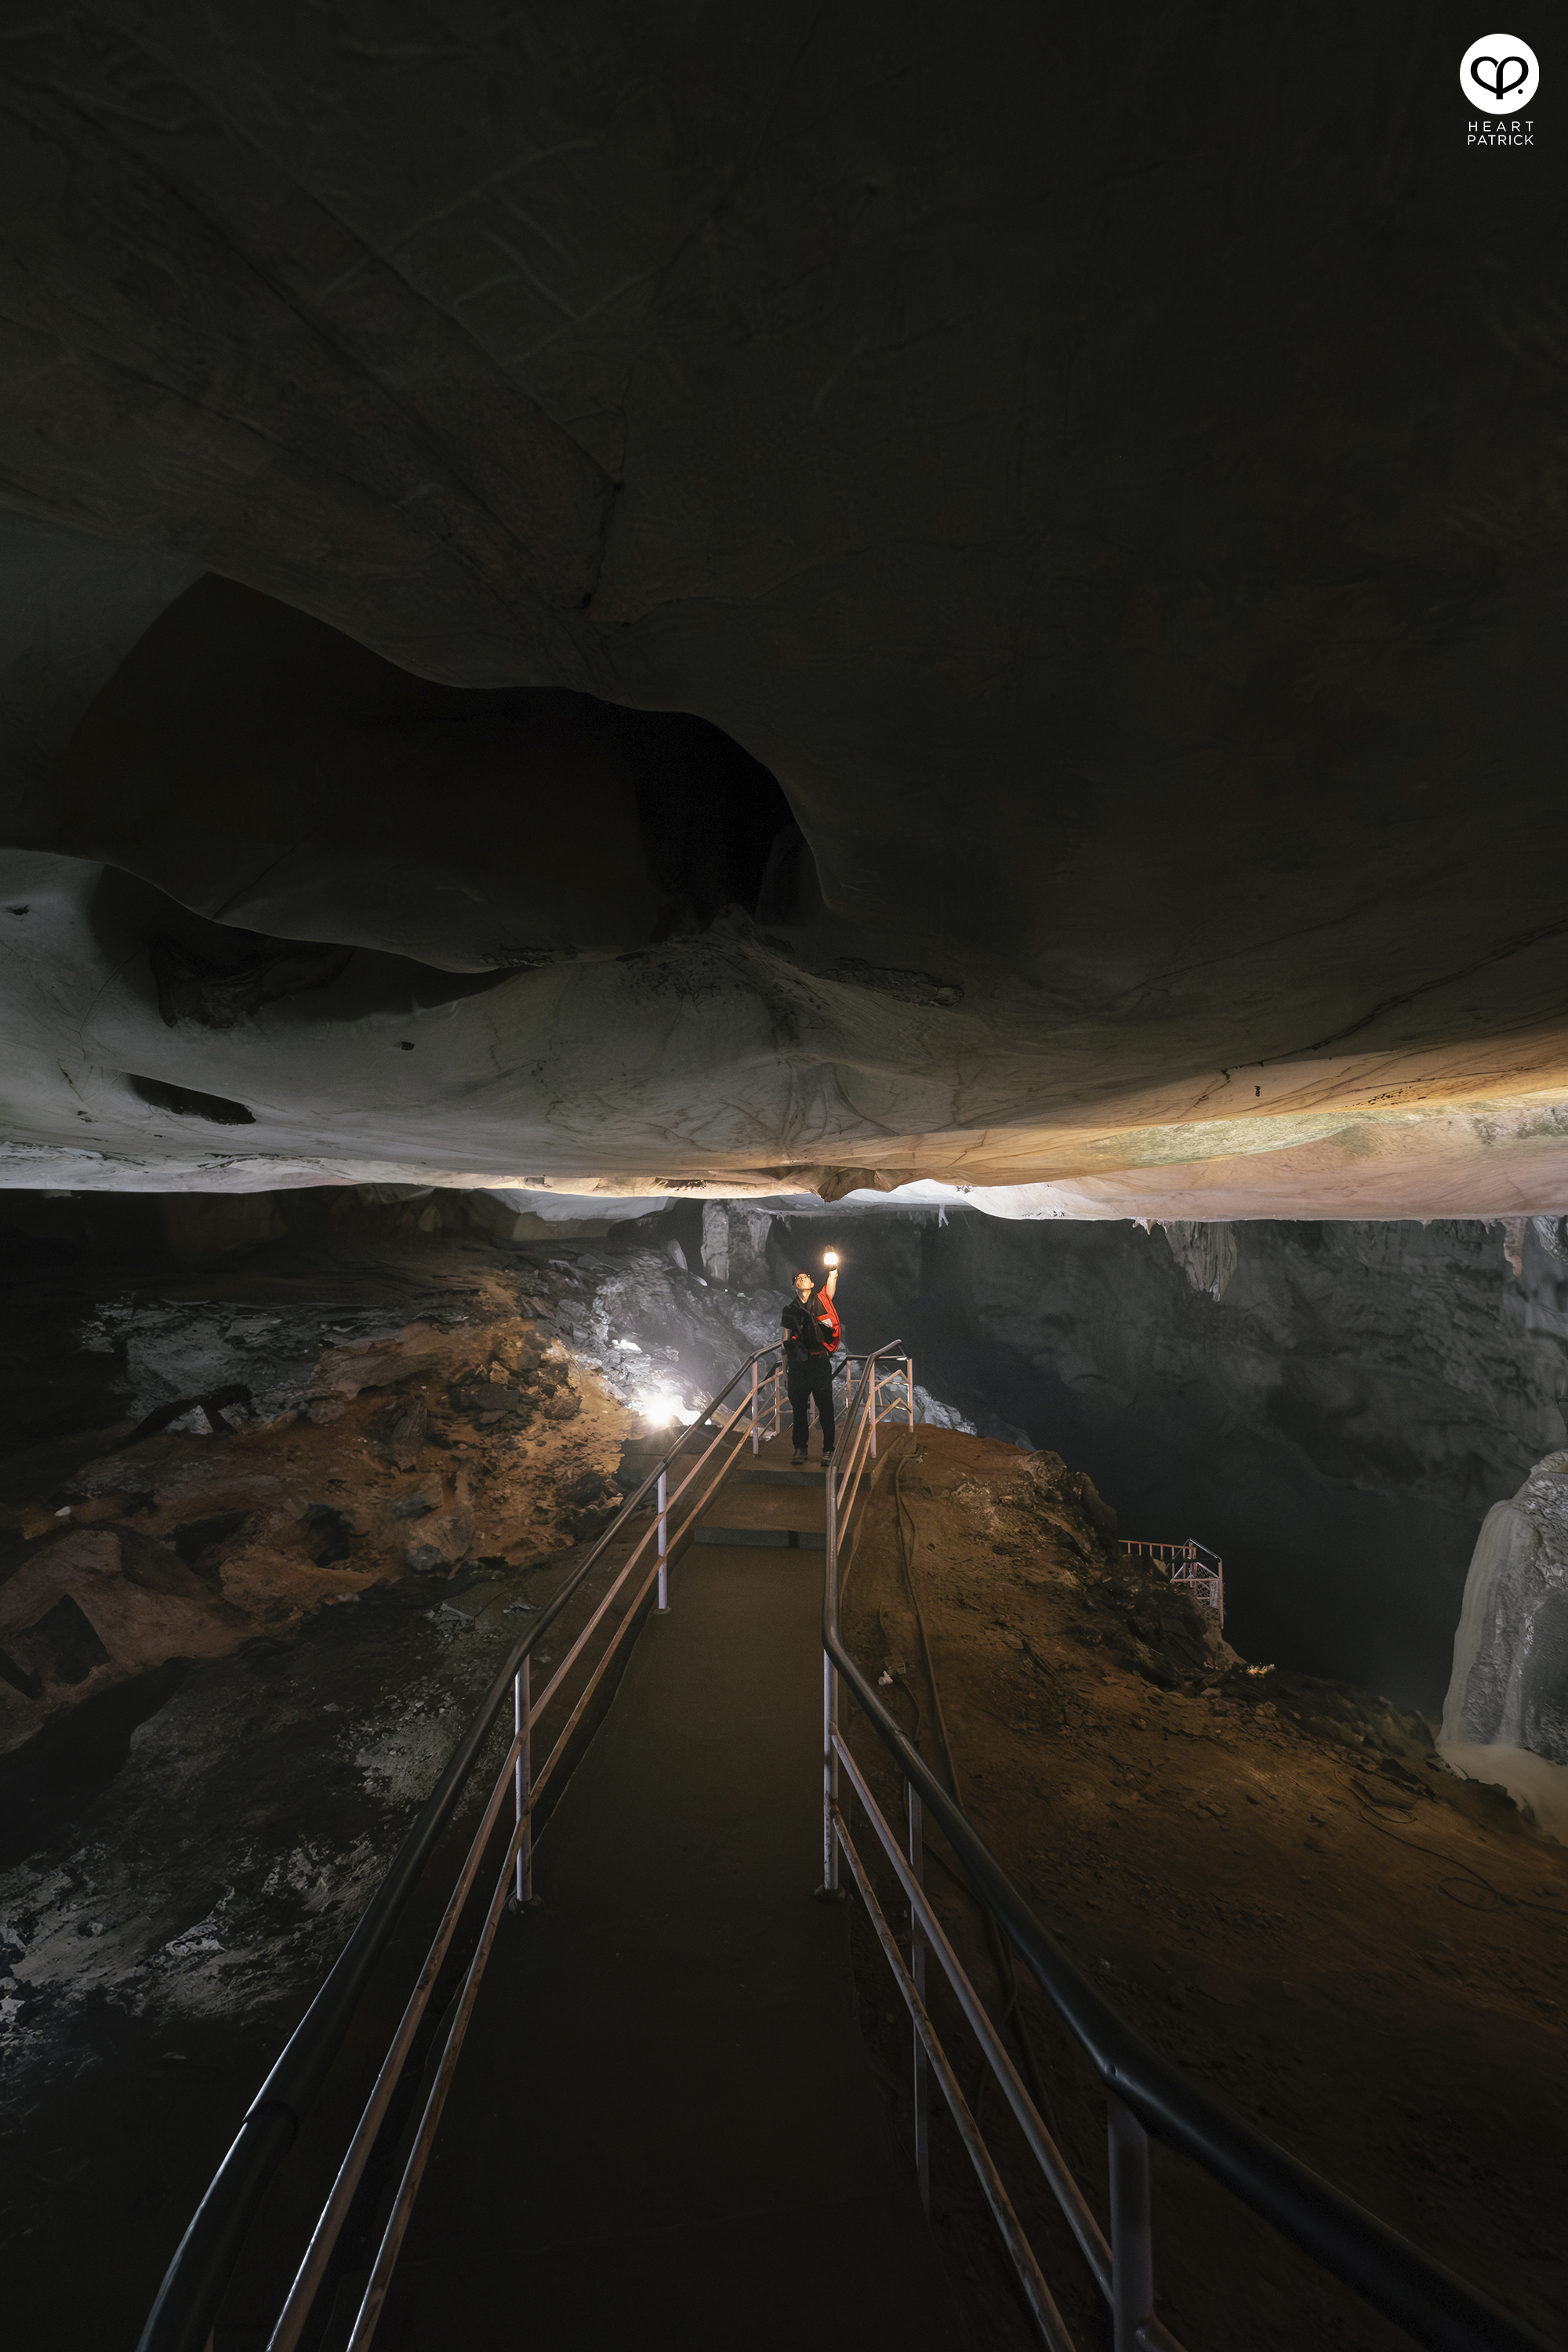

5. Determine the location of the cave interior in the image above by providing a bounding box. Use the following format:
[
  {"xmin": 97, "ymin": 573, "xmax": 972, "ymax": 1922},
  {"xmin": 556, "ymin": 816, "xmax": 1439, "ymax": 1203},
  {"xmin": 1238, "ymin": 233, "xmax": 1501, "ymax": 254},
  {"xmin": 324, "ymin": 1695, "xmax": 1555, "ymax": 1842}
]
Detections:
[{"xmin": 1, "ymin": 13, "xmax": 1565, "ymax": 2352}]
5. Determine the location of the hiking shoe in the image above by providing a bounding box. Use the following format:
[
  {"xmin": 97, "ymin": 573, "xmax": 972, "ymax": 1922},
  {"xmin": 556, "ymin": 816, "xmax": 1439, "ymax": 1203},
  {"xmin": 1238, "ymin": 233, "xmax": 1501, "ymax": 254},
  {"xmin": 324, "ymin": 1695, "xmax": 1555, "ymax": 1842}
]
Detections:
[
  {"xmin": 791, "ymin": 1449, "xmax": 807, "ymax": 1466},
  {"xmin": 822, "ymin": 1446, "xmax": 835, "ymax": 1465}
]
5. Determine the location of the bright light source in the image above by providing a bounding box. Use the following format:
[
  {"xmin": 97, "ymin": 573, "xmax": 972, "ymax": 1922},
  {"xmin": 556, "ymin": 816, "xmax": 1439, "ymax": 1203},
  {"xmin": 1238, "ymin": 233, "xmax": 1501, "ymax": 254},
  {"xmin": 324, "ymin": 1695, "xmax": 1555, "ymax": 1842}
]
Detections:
[
  {"xmin": 823, "ymin": 1249, "xmax": 839, "ymax": 1269},
  {"xmin": 644, "ymin": 1397, "xmax": 674, "ymax": 1427}
]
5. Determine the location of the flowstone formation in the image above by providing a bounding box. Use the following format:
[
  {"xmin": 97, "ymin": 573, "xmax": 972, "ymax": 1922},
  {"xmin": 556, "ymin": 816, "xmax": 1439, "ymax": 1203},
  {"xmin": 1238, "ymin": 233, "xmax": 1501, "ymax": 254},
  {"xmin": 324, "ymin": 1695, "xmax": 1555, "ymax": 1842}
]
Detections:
[
  {"xmin": 1444, "ymin": 1454, "xmax": 1568, "ymax": 1765},
  {"xmin": 0, "ymin": 15, "xmax": 1566, "ymax": 1214}
]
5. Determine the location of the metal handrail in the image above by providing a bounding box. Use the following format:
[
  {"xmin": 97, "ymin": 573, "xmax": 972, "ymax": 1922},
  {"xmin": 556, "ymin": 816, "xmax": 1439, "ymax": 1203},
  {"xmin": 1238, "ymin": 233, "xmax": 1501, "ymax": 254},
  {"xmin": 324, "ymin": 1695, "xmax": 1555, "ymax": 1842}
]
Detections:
[
  {"xmin": 818, "ymin": 1345, "xmax": 913, "ymax": 1893},
  {"xmin": 820, "ymin": 1531, "xmax": 1554, "ymax": 2351},
  {"xmin": 1121, "ymin": 1537, "xmax": 1225, "ymax": 1625},
  {"xmin": 136, "ymin": 1338, "xmax": 789, "ymax": 2352},
  {"xmin": 143, "ymin": 1327, "xmax": 1543, "ymax": 2352},
  {"xmin": 326, "ymin": 1359, "xmax": 788, "ymax": 2352}
]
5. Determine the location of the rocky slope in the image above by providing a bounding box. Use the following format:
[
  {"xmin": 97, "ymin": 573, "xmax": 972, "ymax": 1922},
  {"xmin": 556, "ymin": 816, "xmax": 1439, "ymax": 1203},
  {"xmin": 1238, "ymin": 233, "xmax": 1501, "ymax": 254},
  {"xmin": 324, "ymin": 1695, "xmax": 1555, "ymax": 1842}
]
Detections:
[
  {"xmin": 0, "ymin": 1218, "xmax": 691, "ymax": 2349},
  {"xmin": 0, "ymin": 1240, "xmax": 629, "ymax": 1770},
  {"xmin": 0, "ymin": 1191, "xmax": 832, "ymax": 1780},
  {"xmin": 840, "ymin": 1428, "xmax": 1567, "ymax": 2350}
]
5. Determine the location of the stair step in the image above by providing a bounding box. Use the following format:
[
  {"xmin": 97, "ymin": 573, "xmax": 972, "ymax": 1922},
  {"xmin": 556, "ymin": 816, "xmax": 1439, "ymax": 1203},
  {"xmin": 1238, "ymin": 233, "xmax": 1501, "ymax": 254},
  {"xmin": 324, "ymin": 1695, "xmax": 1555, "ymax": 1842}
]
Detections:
[
  {"xmin": 692, "ymin": 1526, "xmax": 826, "ymax": 1549},
  {"xmin": 735, "ymin": 1468, "xmax": 822, "ymax": 1487}
]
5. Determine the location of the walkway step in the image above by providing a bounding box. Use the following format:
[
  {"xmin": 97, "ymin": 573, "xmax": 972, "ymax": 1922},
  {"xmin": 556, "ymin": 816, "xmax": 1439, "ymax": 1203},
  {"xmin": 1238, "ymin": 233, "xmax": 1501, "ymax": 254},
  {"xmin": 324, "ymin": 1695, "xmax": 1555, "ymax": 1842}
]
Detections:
[
  {"xmin": 693, "ymin": 1525, "xmax": 825, "ymax": 1548},
  {"xmin": 701, "ymin": 1484, "xmax": 825, "ymax": 1538}
]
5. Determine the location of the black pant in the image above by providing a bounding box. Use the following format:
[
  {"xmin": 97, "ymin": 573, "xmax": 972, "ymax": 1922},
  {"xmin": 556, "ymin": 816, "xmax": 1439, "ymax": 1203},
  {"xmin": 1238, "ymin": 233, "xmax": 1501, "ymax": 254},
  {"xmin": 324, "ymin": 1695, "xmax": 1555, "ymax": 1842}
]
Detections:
[{"xmin": 787, "ymin": 1354, "xmax": 837, "ymax": 1452}]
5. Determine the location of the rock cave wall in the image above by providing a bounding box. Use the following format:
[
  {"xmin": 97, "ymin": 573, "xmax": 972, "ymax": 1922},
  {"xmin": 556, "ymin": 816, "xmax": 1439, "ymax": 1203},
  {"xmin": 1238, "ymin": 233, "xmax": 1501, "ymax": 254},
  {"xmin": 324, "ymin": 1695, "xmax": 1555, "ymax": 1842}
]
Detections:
[
  {"xmin": 4, "ymin": 1182, "xmax": 1566, "ymax": 1738},
  {"xmin": 746, "ymin": 1206, "xmax": 1568, "ymax": 1715}
]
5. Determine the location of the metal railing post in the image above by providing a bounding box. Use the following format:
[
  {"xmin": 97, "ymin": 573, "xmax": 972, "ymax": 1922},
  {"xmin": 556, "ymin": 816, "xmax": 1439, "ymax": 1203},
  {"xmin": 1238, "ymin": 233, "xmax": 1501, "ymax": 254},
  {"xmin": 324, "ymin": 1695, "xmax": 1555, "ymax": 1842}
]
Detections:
[
  {"xmin": 655, "ymin": 1468, "xmax": 670, "ymax": 1614},
  {"xmin": 514, "ymin": 1658, "xmax": 532, "ymax": 1904},
  {"xmin": 907, "ymin": 1780, "xmax": 929, "ymax": 2214},
  {"xmin": 818, "ymin": 1464, "xmax": 841, "ymax": 1896},
  {"xmin": 1108, "ymin": 2095, "xmax": 1156, "ymax": 2352},
  {"xmin": 750, "ymin": 1359, "xmax": 760, "ymax": 1454},
  {"xmin": 906, "ymin": 1353, "xmax": 916, "ymax": 1430}
]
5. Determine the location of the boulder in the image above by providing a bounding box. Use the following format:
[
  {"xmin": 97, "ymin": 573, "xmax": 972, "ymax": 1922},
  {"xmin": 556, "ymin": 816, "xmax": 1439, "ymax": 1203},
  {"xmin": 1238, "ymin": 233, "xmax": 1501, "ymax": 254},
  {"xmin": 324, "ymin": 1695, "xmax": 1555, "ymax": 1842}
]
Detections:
[
  {"xmin": 554, "ymin": 1469, "xmax": 622, "ymax": 1541},
  {"xmin": 5, "ymin": 1592, "xmax": 111, "ymax": 1688},
  {"xmin": 118, "ymin": 1526, "xmax": 211, "ymax": 1599},
  {"xmin": 405, "ymin": 1508, "xmax": 473, "ymax": 1576},
  {"xmin": 310, "ymin": 1323, "xmax": 448, "ymax": 1401},
  {"xmin": 170, "ymin": 1512, "xmax": 252, "ymax": 1581},
  {"xmin": 368, "ymin": 1392, "xmax": 429, "ymax": 1468}
]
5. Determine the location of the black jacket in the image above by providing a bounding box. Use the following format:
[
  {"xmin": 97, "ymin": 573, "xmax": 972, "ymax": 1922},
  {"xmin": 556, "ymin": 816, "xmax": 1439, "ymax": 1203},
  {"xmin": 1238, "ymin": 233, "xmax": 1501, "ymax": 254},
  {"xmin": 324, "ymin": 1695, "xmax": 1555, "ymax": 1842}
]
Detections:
[{"xmin": 782, "ymin": 1292, "xmax": 834, "ymax": 1359}]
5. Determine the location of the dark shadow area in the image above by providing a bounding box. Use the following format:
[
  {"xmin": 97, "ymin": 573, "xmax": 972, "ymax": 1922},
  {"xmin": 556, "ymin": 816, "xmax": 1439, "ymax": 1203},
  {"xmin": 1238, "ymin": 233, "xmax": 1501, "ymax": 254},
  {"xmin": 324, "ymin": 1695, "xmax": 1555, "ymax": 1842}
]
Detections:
[
  {"xmin": 62, "ymin": 576, "xmax": 799, "ymax": 973},
  {"xmin": 0, "ymin": 1656, "xmax": 193, "ymax": 1867},
  {"xmin": 127, "ymin": 1075, "xmax": 256, "ymax": 1126}
]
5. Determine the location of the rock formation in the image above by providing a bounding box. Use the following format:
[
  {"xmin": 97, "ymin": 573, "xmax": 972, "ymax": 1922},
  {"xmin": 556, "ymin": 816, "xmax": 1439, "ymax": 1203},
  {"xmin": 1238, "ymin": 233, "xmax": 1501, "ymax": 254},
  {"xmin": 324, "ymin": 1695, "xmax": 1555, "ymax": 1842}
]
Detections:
[
  {"xmin": 1444, "ymin": 1454, "xmax": 1568, "ymax": 1765},
  {"xmin": 0, "ymin": 16, "xmax": 1563, "ymax": 1214},
  {"xmin": 9, "ymin": 1181, "xmax": 1568, "ymax": 1726},
  {"xmin": 706, "ymin": 1199, "xmax": 1568, "ymax": 1709}
]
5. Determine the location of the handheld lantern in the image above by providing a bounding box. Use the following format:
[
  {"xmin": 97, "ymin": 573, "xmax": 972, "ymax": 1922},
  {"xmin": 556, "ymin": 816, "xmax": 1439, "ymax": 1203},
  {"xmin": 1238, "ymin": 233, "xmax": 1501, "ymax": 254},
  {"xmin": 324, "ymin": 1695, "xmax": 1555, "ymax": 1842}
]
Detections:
[{"xmin": 823, "ymin": 1249, "xmax": 839, "ymax": 1269}]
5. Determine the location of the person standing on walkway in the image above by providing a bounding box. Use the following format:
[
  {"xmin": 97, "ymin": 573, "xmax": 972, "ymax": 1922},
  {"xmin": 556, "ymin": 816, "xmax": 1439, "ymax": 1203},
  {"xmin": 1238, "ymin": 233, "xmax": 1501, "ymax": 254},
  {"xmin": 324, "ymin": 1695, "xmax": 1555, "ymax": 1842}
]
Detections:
[{"xmin": 781, "ymin": 1258, "xmax": 840, "ymax": 1466}]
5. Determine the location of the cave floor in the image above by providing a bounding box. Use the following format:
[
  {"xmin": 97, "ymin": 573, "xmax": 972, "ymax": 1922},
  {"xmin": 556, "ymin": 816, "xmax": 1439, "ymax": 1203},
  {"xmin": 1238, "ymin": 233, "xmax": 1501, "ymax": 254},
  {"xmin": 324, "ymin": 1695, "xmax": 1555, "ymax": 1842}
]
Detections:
[{"xmin": 840, "ymin": 1428, "xmax": 1568, "ymax": 2352}]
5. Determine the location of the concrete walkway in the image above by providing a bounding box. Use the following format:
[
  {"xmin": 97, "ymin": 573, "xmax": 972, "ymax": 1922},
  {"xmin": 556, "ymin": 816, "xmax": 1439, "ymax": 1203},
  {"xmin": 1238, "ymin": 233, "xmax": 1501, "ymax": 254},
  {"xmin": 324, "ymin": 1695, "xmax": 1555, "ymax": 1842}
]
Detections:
[{"xmin": 378, "ymin": 1434, "xmax": 966, "ymax": 2350}]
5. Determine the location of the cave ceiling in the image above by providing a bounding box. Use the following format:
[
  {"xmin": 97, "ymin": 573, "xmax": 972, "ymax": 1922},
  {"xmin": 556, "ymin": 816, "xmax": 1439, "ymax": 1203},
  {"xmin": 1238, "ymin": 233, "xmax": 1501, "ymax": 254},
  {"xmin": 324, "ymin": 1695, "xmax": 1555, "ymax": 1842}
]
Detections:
[{"xmin": 0, "ymin": 8, "xmax": 1563, "ymax": 1218}]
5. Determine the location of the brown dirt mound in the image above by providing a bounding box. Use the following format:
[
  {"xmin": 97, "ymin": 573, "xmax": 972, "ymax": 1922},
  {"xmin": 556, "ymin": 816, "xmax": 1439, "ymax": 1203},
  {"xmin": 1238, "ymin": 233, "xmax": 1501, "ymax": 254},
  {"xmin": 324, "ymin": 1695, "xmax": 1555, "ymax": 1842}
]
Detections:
[{"xmin": 839, "ymin": 1427, "xmax": 1568, "ymax": 2350}]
